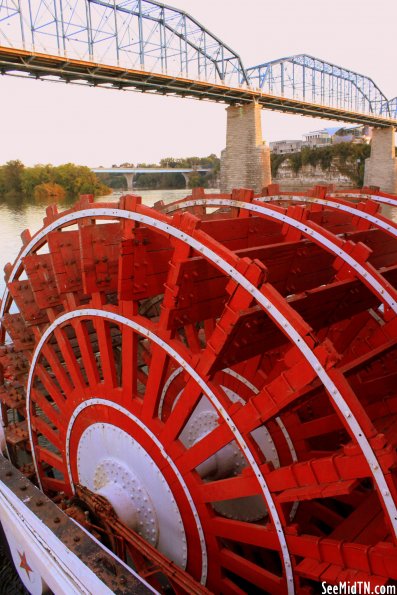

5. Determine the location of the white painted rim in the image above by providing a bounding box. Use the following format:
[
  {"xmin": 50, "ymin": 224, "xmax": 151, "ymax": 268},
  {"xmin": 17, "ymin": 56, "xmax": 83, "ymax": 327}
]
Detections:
[
  {"xmin": 256, "ymin": 194, "xmax": 397, "ymax": 237},
  {"xmin": 328, "ymin": 192, "xmax": 397, "ymax": 207}
]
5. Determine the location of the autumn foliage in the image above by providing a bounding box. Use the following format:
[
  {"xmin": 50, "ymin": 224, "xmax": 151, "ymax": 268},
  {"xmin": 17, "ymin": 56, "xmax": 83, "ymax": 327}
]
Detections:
[
  {"xmin": 34, "ymin": 182, "xmax": 66, "ymax": 201},
  {"xmin": 0, "ymin": 160, "xmax": 111, "ymax": 201}
]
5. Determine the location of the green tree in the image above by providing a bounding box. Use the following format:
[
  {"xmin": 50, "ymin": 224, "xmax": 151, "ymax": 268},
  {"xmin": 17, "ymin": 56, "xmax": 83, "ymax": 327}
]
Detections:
[
  {"xmin": 2, "ymin": 160, "xmax": 24, "ymax": 195},
  {"xmin": 0, "ymin": 161, "xmax": 111, "ymax": 202},
  {"xmin": 20, "ymin": 164, "xmax": 52, "ymax": 196}
]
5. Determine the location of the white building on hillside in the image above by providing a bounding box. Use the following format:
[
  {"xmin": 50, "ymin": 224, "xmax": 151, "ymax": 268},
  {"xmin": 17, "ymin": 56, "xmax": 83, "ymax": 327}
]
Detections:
[
  {"xmin": 269, "ymin": 139, "xmax": 303, "ymax": 154},
  {"xmin": 271, "ymin": 125, "xmax": 371, "ymax": 153},
  {"xmin": 303, "ymin": 127, "xmax": 339, "ymax": 147}
]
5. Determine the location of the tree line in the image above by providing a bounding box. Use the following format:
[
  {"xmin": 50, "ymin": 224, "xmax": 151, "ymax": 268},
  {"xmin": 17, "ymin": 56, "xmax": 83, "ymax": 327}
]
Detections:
[{"xmin": 0, "ymin": 160, "xmax": 111, "ymax": 203}]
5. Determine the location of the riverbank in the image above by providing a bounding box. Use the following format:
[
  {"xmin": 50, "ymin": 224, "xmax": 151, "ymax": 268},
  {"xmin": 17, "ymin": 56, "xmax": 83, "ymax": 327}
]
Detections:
[
  {"xmin": 271, "ymin": 142, "xmax": 371, "ymax": 188},
  {"xmin": 273, "ymin": 159, "xmax": 353, "ymax": 189}
]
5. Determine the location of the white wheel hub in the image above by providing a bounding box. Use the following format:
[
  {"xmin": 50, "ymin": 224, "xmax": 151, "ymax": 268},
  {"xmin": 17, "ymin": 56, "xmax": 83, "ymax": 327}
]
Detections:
[
  {"xmin": 77, "ymin": 423, "xmax": 188, "ymax": 567},
  {"xmin": 94, "ymin": 457, "xmax": 158, "ymax": 545}
]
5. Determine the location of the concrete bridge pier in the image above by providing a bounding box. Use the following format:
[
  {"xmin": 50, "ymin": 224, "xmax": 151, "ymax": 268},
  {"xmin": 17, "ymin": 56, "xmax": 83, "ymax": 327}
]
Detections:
[
  {"xmin": 182, "ymin": 173, "xmax": 190, "ymax": 188},
  {"xmin": 220, "ymin": 102, "xmax": 271, "ymax": 193},
  {"xmin": 364, "ymin": 127, "xmax": 397, "ymax": 193},
  {"xmin": 124, "ymin": 173, "xmax": 135, "ymax": 191}
]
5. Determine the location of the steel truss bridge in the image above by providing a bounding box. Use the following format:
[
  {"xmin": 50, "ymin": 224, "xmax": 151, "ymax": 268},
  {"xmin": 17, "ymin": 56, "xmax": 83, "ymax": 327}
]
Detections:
[{"xmin": 0, "ymin": 0, "xmax": 396, "ymax": 127}]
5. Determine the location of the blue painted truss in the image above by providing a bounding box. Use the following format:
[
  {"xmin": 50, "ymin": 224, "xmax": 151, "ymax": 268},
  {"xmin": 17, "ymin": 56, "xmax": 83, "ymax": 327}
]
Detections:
[
  {"xmin": 246, "ymin": 55, "xmax": 394, "ymax": 119},
  {"xmin": 0, "ymin": 0, "xmax": 247, "ymax": 84},
  {"xmin": 0, "ymin": 0, "xmax": 395, "ymax": 122}
]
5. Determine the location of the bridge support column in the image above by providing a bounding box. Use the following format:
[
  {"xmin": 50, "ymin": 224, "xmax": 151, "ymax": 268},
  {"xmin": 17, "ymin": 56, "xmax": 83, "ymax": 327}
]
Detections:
[
  {"xmin": 182, "ymin": 173, "xmax": 190, "ymax": 189},
  {"xmin": 220, "ymin": 102, "xmax": 271, "ymax": 193},
  {"xmin": 124, "ymin": 173, "xmax": 135, "ymax": 191},
  {"xmin": 364, "ymin": 127, "xmax": 397, "ymax": 193}
]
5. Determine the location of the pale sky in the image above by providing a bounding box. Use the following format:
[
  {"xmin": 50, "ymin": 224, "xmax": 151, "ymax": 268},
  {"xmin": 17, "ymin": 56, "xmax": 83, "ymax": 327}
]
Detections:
[{"xmin": 1, "ymin": 0, "xmax": 396, "ymax": 167}]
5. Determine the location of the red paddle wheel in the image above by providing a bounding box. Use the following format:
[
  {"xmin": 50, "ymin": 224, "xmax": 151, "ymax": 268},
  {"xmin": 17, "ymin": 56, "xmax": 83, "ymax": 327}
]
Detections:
[{"xmin": 1, "ymin": 187, "xmax": 397, "ymax": 594}]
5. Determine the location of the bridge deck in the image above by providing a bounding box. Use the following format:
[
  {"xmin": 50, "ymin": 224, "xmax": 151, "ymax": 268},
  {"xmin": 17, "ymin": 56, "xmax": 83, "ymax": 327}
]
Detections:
[
  {"xmin": 93, "ymin": 168, "xmax": 211, "ymax": 174},
  {"xmin": 1, "ymin": 46, "xmax": 395, "ymax": 128}
]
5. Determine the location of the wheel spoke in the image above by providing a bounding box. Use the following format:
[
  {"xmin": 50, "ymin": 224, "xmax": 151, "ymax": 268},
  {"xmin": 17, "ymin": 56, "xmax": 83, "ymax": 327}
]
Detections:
[
  {"xmin": 34, "ymin": 363, "xmax": 66, "ymax": 411},
  {"xmin": 219, "ymin": 549, "xmax": 285, "ymax": 594},
  {"xmin": 178, "ymin": 421, "xmax": 233, "ymax": 473},
  {"xmin": 93, "ymin": 317, "xmax": 118, "ymax": 388},
  {"xmin": 200, "ymin": 473, "xmax": 261, "ymax": 502},
  {"xmin": 52, "ymin": 326, "xmax": 86, "ymax": 391},
  {"xmin": 141, "ymin": 345, "xmax": 171, "ymax": 421},
  {"xmin": 120, "ymin": 325, "xmax": 138, "ymax": 399},
  {"xmin": 32, "ymin": 415, "xmax": 62, "ymax": 451},
  {"xmin": 31, "ymin": 388, "xmax": 62, "ymax": 428},
  {"xmin": 39, "ymin": 343, "xmax": 73, "ymax": 396},
  {"xmin": 72, "ymin": 319, "xmax": 101, "ymax": 387}
]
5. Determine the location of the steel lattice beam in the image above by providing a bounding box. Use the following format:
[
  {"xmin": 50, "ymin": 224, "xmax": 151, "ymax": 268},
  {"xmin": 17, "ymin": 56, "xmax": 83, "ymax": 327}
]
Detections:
[
  {"xmin": 0, "ymin": 0, "xmax": 396, "ymax": 124},
  {"xmin": 246, "ymin": 54, "xmax": 394, "ymax": 119}
]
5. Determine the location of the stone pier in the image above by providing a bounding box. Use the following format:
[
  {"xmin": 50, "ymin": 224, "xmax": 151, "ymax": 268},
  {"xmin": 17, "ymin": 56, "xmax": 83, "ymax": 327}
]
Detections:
[
  {"xmin": 364, "ymin": 127, "xmax": 397, "ymax": 193},
  {"xmin": 124, "ymin": 173, "xmax": 134, "ymax": 191},
  {"xmin": 220, "ymin": 102, "xmax": 271, "ymax": 193},
  {"xmin": 182, "ymin": 173, "xmax": 190, "ymax": 188}
]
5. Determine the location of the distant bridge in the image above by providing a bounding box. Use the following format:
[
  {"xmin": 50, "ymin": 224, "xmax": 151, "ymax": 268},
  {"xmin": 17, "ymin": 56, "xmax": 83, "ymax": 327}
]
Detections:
[
  {"xmin": 93, "ymin": 166, "xmax": 212, "ymax": 189},
  {"xmin": 0, "ymin": 0, "xmax": 396, "ymax": 127}
]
